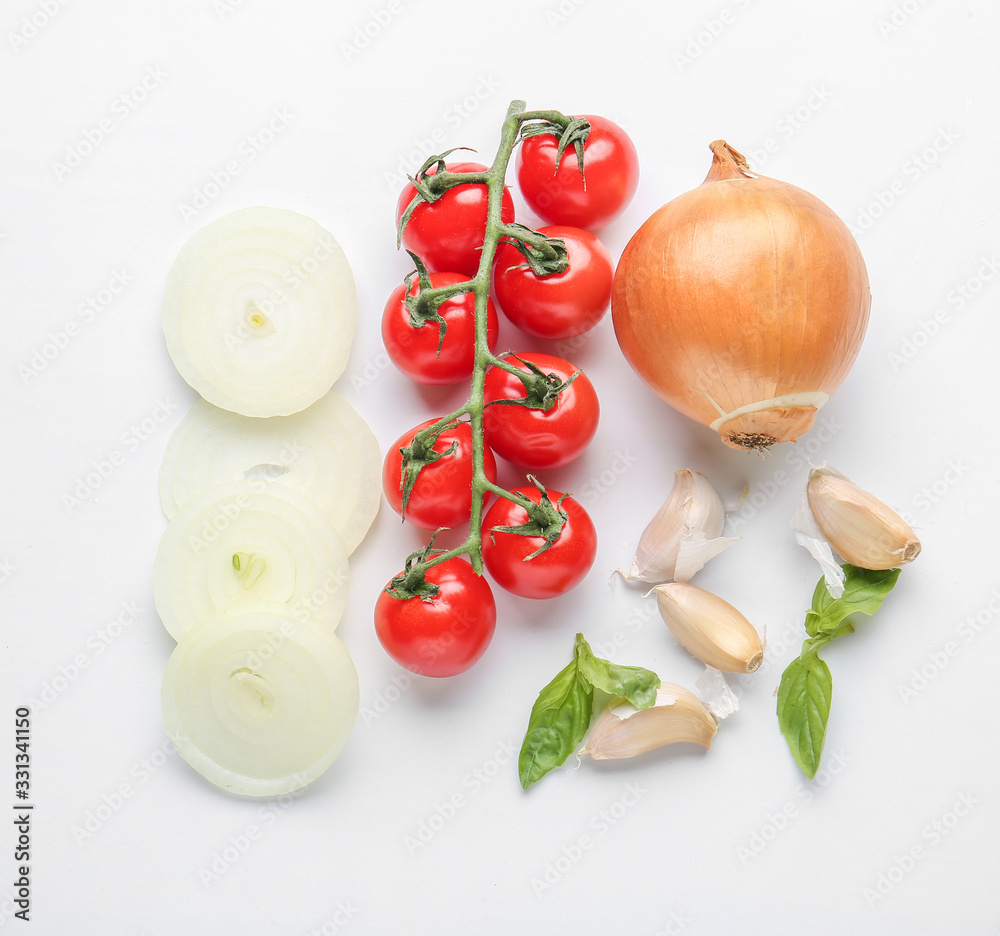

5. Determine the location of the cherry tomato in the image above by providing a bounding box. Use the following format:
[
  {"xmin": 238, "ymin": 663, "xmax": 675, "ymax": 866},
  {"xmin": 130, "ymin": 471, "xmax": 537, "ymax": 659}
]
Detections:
[
  {"xmin": 382, "ymin": 271, "xmax": 500, "ymax": 385},
  {"xmin": 516, "ymin": 115, "xmax": 639, "ymax": 230},
  {"xmin": 481, "ymin": 486, "xmax": 597, "ymax": 599},
  {"xmin": 492, "ymin": 226, "xmax": 613, "ymax": 340},
  {"xmin": 483, "ymin": 353, "xmax": 599, "ymax": 470},
  {"xmin": 396, "ymin": 162, "xmax": 516, "ymax": 277},
  {"xmin": 375, "ymin": 557, "xmax": 496, "ymax": 677},
  {"xmin": 383, "ymin": 418, "xmax": 498, "ymax": 530}
]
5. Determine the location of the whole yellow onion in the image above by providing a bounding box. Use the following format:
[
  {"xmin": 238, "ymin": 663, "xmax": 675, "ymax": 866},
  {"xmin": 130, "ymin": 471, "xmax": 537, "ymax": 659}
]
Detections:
[{"xmin": 612, "ymin": 141, "xmax": 870, "ymax": 452}]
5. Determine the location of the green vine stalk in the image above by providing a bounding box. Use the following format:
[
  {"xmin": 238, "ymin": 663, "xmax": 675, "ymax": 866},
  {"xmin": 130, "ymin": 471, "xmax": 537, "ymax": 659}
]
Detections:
[{"xmin": 387, "ymin": 100, "xmax": 589, "ymax": 598}]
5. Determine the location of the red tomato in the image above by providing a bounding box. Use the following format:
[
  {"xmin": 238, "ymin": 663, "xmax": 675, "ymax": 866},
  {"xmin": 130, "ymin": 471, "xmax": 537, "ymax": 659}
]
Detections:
[
  {"xmin": 375, "ymin": 557, "xmax": 496, "ymax": 677},
  {"xmin": 396, "ymin": 162, "xmax": 515, "ymax": 277},
  {"xmin": 481, "ymin": 486, "xmax": 597, "ymax": 599},
  {"xmin": 382, "ymin": 271, "xmax": 499, "ymax": 384},
  {"xmin": 383, "ymin": 419, "xmax": 498, "ymax": 530},
  {"xmin": 492, "ymin": 226, "xmax": 613, "ymax": 340},
  {"xmin": 483, "ymin": 353, "xmax": 599, "ymax": 470},
  {"xmin": 516, "ymin": 115, "xmax": 639, "ymax": 230}
]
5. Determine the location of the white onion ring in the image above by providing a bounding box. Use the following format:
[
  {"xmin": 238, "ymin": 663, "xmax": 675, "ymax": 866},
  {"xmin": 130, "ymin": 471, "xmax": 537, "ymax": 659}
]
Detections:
[
  {"xmin": 158, "ymin": 393, "xmax": 379, "ymax": 554},
  {"xmin": 161, "ymin": 206, "xmax": 356, "ymax": 417},
  {"xmin": 153, "ymin": 480, "xmax": 349, "ymax": 640},
  {"xmin": 161, "ymin": 603, "xmax": 359, "ymax": 796}
]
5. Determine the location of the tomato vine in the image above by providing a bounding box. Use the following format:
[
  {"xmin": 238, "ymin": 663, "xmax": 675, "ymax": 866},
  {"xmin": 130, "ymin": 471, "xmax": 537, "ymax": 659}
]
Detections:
[{"xmin": 390, "ymin": 100, "xmax": 592, "ymax": 589}]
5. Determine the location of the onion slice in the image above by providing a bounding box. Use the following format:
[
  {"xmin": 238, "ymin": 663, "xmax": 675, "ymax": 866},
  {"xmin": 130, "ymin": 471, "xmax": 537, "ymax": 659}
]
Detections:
[
  {"xmin": 159, "ymin": 393, "xmax": 380, "ymax": 554},
  {"xmin": 161, "ymin": 206, "xmax": 357, "ymax": 417},
  {"xmin": 161, "ymin": 603, "xmax": 359, "ymax": 796},
  {"xmin": 153, "ymin": 480, "xmax": 349, "ymax": 640}
]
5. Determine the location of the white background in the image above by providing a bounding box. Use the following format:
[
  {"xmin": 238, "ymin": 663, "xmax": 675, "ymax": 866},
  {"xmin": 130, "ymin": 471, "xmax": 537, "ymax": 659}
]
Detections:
[{"xmin": 1, "ymin": 0, "xmax": 996, "ymax": 933}]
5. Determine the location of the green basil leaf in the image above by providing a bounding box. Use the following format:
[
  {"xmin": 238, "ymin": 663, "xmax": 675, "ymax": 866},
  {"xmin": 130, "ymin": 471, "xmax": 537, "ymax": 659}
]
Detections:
[
  {"xmin": 518, "ymin": 658, "xmax": 593, "ymax": 789},
  {"xmin": 574, "ymin": 634, "xmax": 660, "ymax": 710},
  {"xmin": 804, "ymin": 608, "xmax": 824, "ymax": 638},
  {"xmin": 810, "ymin": 565, "xmax": 901, "ymax": 634},
  {"xmin": 777, "ymin": 650, "xmax": 833, "ymax": 779}
]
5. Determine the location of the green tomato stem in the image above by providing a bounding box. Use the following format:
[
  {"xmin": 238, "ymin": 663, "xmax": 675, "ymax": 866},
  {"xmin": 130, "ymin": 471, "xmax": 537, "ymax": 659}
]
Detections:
[{"xmin": 398, "ymin": 100, "xmax": 579, "ymax": 582}]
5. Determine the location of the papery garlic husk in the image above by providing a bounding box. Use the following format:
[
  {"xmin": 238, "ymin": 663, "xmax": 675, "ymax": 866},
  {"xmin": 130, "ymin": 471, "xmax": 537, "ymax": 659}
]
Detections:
[
  {"xmin": 807, "ymin": 467, "xmax": 921, "ymax": 571},
  {"xmin": 580, "ymin": 684, "xmax": 718, "ymax": 760},
  {"xmin": 791, "ymin": 481, "xmax": 846, "ymax": 597},
  {"xmin": 620, "ymin": 469, "xmax": 739, "ymax": 583},
  {"xmin": 652, "ymin": 583, "xmax": 764, "ymax": 673}
]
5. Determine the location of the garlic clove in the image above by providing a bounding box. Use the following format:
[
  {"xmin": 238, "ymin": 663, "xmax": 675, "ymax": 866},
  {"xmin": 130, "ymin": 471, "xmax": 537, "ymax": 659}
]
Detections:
[
  {"xmin": 806, "ymin": 467, "xmax": 921, "ymax": 571},
  {"xmin": 580, "ymin": 684, "xmax": 718, "ymax": 760},
  {"xmin": 620, "ymin": 469, "xmax": 737, "ymax": 583},
  {"xmin": 652, "ymin": 583, "xmax": 764, "ymax": 674}
]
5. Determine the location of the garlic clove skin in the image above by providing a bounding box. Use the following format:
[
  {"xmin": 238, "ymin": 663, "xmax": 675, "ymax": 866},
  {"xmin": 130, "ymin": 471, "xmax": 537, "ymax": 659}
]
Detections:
[
  {"xmin": 674, "ymin": 531, "xmax": 741, "ymax": 584},
  {"xmin": 806, "ymin": 467, "xmax": 921, "ymax": 571},
  {"xmin": 791, "ymin": 484, "xmax": 846, "ymax": 597},
  {"xmin": 652, "ymin": 583, "xmax": 764, "ymax": 674},
  {"xmin": 580, "ymin": 684, "xmax": 718, "ymax": 760},
  {"xmin": 622, "ymin": 469, "xmax": 737, "ymax": 583}
]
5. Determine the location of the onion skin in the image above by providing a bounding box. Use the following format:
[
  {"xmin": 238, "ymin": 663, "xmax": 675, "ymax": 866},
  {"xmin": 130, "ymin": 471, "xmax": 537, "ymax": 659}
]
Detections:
[{"xmin": 612, "ymin": 141, "xmax": 870, "ymax": 451}]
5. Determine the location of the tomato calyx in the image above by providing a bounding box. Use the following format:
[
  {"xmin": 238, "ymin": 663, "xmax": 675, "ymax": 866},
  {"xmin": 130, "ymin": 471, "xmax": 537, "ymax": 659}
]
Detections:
[
  {"xmin": 385, "ymin": 536, "xmax": 448, "ymax": 601},
  {"xmin": 396, "ymin": 148, "xmax": 487, "ymax": 247},
  {"xmin": 487, "ymin": 477, "xmax": 569, "ymax": 560},
  {"xmin": 497, "ymin": 222, "xmax": 569, "ymax": 277},
  {"xmin": 520, "ymin": 117, "xmax": 591, "ymax": 185},
  {"xmin": 401, "ymin": 251, "xmax": 474, "ymax": 354},
  {"xmin": 397, "ymin": 418, "xmax": 462, "ymax": 518},
  {"xmin": 488, "ymin": 354, "xmax": 581, "ymax": 412}
]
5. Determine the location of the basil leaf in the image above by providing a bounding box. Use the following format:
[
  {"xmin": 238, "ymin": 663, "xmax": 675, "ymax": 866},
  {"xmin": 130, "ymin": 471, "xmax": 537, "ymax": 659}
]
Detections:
[
  {"xmin": 810, "ymin": 565, "xmax": 901, "ymax": 634},
  {"xmin": 518, "ymin": 658, "xmax": 593, "ymax": 789},
  {"xmin": 777, "ymin": 649, "xmax": 833, "ymax": 779},
  {"xmin": 574, "ymin": 634, "xmax": 660, "ymax": 710}
]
